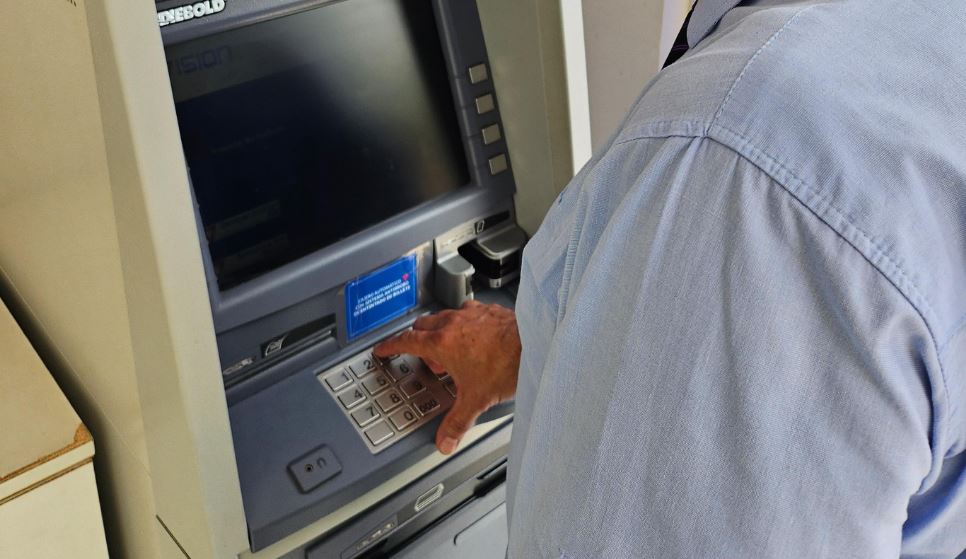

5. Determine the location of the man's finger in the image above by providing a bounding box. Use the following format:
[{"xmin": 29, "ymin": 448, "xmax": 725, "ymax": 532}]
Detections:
[
  {"xmin": 373, "ymin": 329, "xmax": 437, "ymax": 360},
  {"xmin": 412, "ymin": 311, "xmax": 453, "ymax": 331},
  {"xmin": 424, "ymin": 358, "xmax": 446, "ymax": 375},
  {"xmin": 436, "ymin": 395, "xmax": 484, "ymax": 455}
]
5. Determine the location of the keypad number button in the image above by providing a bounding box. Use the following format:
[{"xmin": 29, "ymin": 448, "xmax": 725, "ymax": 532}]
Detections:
[
  {"xmin": 351, "ymin": 404, "xmax": 380, "ymax": 428},
  {"xmin": 364, "ymin": 421, "xmax": 394, "ymax": 446},
  {"xmin": 362, "ymin": 373, "xmax": 391, "ymax": 396},
  {"xmin": 322, "ymin": 369, "xmax": 353, "ymax": 392},
  {"xmin": 413, "ymin": 394, "xmax": 441, "ymax": 417},
  {"xmin": 387, "ymin": 360, "xmax": 413, "ymax": 382},
  {"xmin": 376, "ymin": 390, "xmax": 405, "ymax": 413},
  {"xmin": 338, "ymin": 387, "xmax": 367, "ymax": 410},
  {"xmin": 351, "ymin": 355, "xmax": 379, "ymax": 378},
  {"xmin": 389, "ymin": 407, "xmax": 418, "ymax": 431},
  {"xmin": 400, "ymin": 377, "xmax": 427, "ymax": 398}
]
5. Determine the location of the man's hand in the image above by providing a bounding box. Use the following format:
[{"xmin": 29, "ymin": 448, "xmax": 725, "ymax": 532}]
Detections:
[{"xmin": 374, "ymin": 301, "xmax": 520, "ymax": 455}]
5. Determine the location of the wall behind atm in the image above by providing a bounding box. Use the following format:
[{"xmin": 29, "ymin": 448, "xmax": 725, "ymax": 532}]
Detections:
[
  {"xmin": 579, "ymin": 0, "xmax": 691, "ymax": 151},
  {"xmin": 0, "ymin": 0, "xmax": 248, "ymax": 556}
]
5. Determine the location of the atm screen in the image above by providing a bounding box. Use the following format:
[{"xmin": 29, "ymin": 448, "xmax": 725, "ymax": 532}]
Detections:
[{"xmin": 166, "ymin": 0, "xmax": 471, "ymax": 290}]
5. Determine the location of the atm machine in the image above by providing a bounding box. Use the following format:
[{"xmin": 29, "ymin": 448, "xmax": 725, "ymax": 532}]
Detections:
[{"xmin": 161, "ymin": 0, "xmax": 522, "ymax": 556}]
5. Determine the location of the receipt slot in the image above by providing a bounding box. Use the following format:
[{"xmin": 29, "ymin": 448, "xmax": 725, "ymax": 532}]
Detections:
[{"xmin": 435, "ymin": 254, "xmax": 476, "ymax": 309}]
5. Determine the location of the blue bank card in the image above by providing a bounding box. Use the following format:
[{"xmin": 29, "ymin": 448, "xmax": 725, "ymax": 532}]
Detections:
[{"xmin": 345, "ymin": 255, "xmax": 418, "ymax": 340}]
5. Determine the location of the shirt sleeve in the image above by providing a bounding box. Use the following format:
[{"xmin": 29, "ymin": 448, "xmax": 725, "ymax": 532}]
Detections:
[{"xmin": 509, "ymin": 135, "xmax": 940, "ymax": 558}]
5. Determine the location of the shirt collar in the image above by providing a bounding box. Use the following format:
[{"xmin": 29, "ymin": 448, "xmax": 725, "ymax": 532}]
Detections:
[{"xmin": 687, "ymin": 0, "xmax": 744, "ymax": 47}]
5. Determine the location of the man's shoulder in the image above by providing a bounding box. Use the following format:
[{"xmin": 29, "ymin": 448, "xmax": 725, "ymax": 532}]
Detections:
[
  {"xmin": 621, "ymin": 0, "xmax": 966, "ymax": 344},
  {"xmin": 615, "ymin": 2, "xmax": 812, "ymax": 141}
]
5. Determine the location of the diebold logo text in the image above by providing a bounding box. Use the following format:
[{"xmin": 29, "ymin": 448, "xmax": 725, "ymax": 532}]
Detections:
[{"xmin": 157, "ymin": 0, "xmax": 225, "ymax": 27}]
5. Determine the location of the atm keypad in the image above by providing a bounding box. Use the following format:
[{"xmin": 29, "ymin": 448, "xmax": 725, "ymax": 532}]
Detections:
[{"xmin": 318, "ymin": 350, "xmax": 455, "ymax": 454}]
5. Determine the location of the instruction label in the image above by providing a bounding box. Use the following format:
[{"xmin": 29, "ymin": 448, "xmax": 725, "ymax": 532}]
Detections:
[{"xmin": 345, "ymin": 255, "xmax": 417, "ymax": 340}]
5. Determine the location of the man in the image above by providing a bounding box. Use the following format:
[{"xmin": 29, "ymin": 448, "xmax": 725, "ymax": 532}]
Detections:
[{"xmin": 376, "ymin": 0, "xmax": 966, "ymax": 556}]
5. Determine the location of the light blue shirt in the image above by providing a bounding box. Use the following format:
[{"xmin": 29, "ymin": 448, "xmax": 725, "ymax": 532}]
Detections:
[{"xmin": 507, "ymin": 1, "xmax": 966, "ymax": 557}]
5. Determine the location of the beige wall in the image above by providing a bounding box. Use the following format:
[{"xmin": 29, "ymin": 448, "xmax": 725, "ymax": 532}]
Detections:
[
  {"xmin": 579, "ymin": 0, "xmax": 690, "ymax": 150},
  {"xmin": 82, "ymin": 0, "xmax": 249, "ymax": 554},
  {"xmin": 0, "ymin": 0, "xmax": 248, "ymax": 556},
  {"xmin": 0, "ymin": 1, "xmax": 162, "ymax": 556}
]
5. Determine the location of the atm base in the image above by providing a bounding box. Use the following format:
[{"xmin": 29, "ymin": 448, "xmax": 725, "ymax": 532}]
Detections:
[
  {"xmin": 300, "ymin": 419, "xmax": 511, "ymax": 559},
  {"xmin": 391, "ymin": 483, "xmax": 508, "ymax": 559}
]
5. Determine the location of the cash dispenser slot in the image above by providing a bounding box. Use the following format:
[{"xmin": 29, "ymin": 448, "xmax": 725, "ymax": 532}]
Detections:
[
  {"xmin": 459, "ymin": 224, "xmax": 527, "ymax": 289},
  {"xmin": 433, "ymin": 213, "xmax": 526, "ymax": 309}
]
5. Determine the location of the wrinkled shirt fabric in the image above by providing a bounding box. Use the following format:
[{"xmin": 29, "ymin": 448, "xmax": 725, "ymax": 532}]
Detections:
[{"xmin": 508, "ymin": 1, "xmax": 966, "ymax": 557}]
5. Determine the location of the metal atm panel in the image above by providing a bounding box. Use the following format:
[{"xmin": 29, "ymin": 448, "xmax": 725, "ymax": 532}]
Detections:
[{"xmin": 158, "ymin": 0, "xmax": 522, "ymax": 552}]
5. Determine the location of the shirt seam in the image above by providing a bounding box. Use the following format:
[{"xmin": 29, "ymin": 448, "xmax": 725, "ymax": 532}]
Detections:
[
  {"xmin": 704, "ymin": 0, "xmax": 940, "ymax": 340},
  {"xmin": 612, "ymin": 126, "xmax": 951, "ymax": 489},
  {"xmin": 709, "ymin": 4, "xmax": 819, "ymax": 126}
]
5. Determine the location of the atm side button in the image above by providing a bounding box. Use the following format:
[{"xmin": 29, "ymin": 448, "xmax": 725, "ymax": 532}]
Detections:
[
  {"xmin": 488, "ymin": 154, "xmax": 508, "ymax": 175},
  {"xmin": 481, "ymin": 123, "xmax": 502, "ymax": 145},
  {"xmin": 475, "ymin": 94, "xmax": 495, "ymax": 115},
  {"xmin": 364, "ymin": 421, "xmax": 394, "ymax": 446},
  {"xmin": 468, "ymin": 63, "xmax": 489, "ymax": 84}
]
